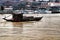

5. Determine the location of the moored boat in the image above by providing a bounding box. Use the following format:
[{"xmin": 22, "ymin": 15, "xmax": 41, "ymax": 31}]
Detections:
[{"xmin": 3, "ymin": 13, "xmax": 43, "ymax": 22}]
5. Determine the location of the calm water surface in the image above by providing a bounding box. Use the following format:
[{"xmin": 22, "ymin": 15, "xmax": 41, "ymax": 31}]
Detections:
[{"xmin": 0, "ymin": 14, "xmax": 60, "ymax": 40}]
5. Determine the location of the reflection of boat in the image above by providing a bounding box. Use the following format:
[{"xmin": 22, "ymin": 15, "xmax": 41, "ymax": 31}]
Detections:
[{"xmin": 3, "ymin": 13, "xmax": 43, "ymax": 22}]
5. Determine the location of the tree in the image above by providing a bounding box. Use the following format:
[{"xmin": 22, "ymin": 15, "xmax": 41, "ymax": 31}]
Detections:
[{"xmin": 17, "ymin": 1, "xmax": 27, "ymax": 10}]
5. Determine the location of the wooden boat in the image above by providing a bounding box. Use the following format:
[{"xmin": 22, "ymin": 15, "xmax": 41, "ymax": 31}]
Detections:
[{"xmin": 3, "ymin": 13, "xmax": 43, "ymax": 22}]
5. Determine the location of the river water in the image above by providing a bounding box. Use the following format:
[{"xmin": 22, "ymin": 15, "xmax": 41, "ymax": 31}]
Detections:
[{"xmin": 0, "ymin": 14, "xmax": 60, "ymax": 40}]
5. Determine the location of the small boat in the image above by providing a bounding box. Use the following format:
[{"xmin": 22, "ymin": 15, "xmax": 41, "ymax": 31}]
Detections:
[
  {"xmin": 3, "ymin": 16, "xmax": 43, "ymax": 22},
  {"xmin": 3, "ymin": 13, "xmax": 43, "ymax": 22}
]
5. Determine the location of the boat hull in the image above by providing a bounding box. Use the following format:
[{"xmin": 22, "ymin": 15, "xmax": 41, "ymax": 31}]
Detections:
[{"xmin": 3, "ymin": 16, "xmax": 43, "ymax": 22}]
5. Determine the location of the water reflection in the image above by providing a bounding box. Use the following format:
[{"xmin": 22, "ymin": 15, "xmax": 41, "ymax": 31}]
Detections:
[
  {"xmin": 0, "ymin": 22, "xmax": 23, "ymax": 36},
  {"xmin": 0, "ymin": 21, "xmax": 36, "ymax": 36}
]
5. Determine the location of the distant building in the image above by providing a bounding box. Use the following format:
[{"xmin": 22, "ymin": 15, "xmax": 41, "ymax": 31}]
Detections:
[
  {"xmin": 49, "ymin": 0, "xmax": 60, "ymax": 2},
  {"xmin": 49, "ymin": 0, "xmax": 56, "ymax": 2}
]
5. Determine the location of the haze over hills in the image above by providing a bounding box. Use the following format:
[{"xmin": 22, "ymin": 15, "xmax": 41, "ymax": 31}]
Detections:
[
  {"xmin": 0, "ymin": 0, "xmax": 60, "ymax": 2},
  {"xmin": 0, "ymin": 0, "xmax": 46, "ymax": 1},
  {"xmin": 0, "ymin": 0, "xmax": 60, "ymax": 6}
]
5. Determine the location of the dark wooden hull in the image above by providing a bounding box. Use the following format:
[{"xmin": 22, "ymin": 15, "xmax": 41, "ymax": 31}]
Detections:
[{"xmin": 3, "ymin": 16, "xmax": 43, "ymax": 22}]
